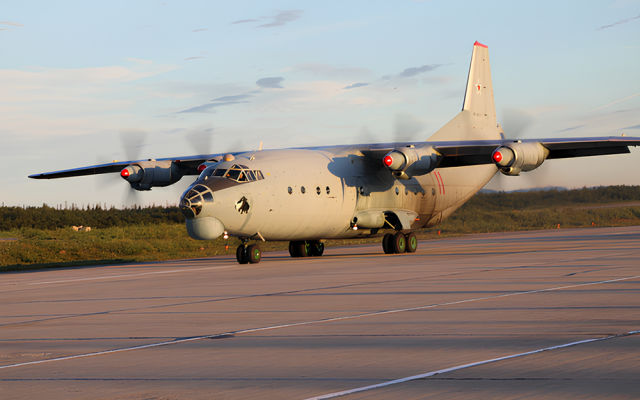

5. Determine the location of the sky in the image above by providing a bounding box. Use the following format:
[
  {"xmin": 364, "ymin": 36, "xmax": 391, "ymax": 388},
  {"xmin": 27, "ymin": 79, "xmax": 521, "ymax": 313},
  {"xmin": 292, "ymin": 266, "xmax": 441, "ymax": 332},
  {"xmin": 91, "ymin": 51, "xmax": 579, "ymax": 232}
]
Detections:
[{"xmin": 2, "ymin": 0, "xmax": 640, "ymax": 208}]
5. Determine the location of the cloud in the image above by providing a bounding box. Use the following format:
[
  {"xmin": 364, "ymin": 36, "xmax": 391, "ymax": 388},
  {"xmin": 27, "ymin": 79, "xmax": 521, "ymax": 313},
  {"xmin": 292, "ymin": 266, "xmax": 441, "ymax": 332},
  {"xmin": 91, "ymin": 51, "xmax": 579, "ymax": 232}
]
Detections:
[
  {"xmin": 0, "ymin": 21, "xmax": 23, "ymax": 27},
  {"xmin": 556, "ymin": 124, "xmax": 586, "ymax": 133},
  {"xmin": 1, "ymin": 64, "xmax": 180, "ymax": 87},
  {"xmin": 398, "ymin": 64, "xmax": 443, "ymax": 78},
  {"xmin": 176, "ymin": 91, "xmax": 259, "ymax": 114},
  {"xmin": 597, "ymin": 14, "xmax": 640, "ymax": 30},
  {"xmin": 622, "ymin": 124, "xmax": 640, "ymax": 129},
  {"xmin": 256, "ymin": 10, "xmax": 303, "ymax": 28},
  {"xmin": 231, "ymin": 19, "xmax": 258, "ymax": 24},
  {"xmin": 184, "ymin": 56, "xmax": 204, "ymax": 61},
  {"xmin": 192, "ymin": 28, "xmax": 208, "ymax": 32},
  {"xmin": 343, "ymin": 82, "xmax": 369, "ymax": 90},
  {"xmin": 256, "ymin": 77, "xmax": 284, "ymax": 88},
  {"xmin": 177, "ymin": 100, "xmax": 249, "ymax": 114},
  {"xmin": 211, "ymin": 93, "xmax": 255, "ymax": 102}
]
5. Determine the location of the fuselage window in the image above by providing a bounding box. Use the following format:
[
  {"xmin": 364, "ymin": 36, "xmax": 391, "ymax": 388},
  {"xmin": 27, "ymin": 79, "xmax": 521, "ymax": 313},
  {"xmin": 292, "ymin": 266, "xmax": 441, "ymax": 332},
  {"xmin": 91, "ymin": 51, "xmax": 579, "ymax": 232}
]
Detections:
[
  {"xmin": 326, "ymin": 186, "xmax": 330, "ymax": 195},
  {"xmin": 301, "ymin": 186, "xmax": 306, "ymax": 194},
  {"xmin": 316, "ymin": 186, "xmax": 321, "ymax": 195},
  {"xmin": 288, "ymin": 187, "xmax": 292, "ymax": 194},
  {"xmin": 395, "ymin": 187, "xmax": 399, "ymax": 195}
]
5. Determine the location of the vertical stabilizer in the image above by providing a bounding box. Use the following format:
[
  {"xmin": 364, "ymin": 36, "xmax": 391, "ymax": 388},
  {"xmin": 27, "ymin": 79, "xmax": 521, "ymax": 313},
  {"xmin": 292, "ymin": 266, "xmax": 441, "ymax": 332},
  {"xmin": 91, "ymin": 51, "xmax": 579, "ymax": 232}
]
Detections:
[{"xmin": 428, "ymin": 42, "xmax": 502, "ymax": 142}]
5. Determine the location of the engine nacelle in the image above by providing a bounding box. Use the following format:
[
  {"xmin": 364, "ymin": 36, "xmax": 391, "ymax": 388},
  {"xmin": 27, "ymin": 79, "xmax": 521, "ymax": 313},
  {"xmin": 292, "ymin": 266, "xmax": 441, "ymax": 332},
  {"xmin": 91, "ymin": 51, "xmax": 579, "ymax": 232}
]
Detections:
[
  {"xmin": 492, "ymin": 142, "xmax": 549, "ymax": 176},
  {"xmin": 383, "ymin": 146, "xmax": 438, "ymax": 180},
  {"xmin": 120, "ymin": 160, "xmax": 186, "ymax": 191}
]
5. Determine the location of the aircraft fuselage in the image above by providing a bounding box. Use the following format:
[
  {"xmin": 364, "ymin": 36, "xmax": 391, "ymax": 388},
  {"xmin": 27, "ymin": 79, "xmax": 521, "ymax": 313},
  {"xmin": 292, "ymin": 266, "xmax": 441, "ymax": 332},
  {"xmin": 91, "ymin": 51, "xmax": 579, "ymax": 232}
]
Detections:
[{"xmin": 182, "ymin": 145, "xmax": 498, "ymax": 242}]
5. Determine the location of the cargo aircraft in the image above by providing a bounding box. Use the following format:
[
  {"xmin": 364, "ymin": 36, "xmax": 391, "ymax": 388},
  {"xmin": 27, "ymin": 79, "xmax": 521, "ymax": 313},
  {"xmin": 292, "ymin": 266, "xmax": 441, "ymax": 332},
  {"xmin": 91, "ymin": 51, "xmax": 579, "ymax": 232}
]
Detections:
[{"xmin": 30, "ymin": 42, "xmax": 640, "ymax": 264}]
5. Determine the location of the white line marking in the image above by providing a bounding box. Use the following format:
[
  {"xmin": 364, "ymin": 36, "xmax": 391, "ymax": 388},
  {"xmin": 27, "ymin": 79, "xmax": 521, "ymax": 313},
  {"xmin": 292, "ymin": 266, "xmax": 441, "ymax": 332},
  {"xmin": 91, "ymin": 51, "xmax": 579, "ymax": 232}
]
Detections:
[
  {"xmin": 27, "ymin": 265, "xmax": 236, "ymax": 285},
  {"xmin": 1, "ymin": 275, "xmax": 638, "ymax": 370},
  {"xmin": 304, "ymin": 330, "xmax": 640, "ymax": 399}
]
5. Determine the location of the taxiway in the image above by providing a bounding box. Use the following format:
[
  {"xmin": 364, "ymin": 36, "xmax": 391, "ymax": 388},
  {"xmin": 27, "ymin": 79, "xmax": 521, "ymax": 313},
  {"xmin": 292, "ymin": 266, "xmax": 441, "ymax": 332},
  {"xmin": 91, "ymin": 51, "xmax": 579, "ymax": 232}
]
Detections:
[{"xmin": 1, "ymin": 227, "xmax": 639, "ymax": 399}]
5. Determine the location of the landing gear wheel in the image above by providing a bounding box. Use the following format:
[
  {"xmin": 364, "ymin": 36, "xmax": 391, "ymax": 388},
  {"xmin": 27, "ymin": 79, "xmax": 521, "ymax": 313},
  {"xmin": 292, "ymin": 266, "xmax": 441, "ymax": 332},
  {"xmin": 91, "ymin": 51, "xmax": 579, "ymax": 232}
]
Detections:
[
  {"xmin": 247, "ymin": 244, "xmax": 261, "ymax": 263},
  {"xmin": 391, "ymin": 232, "xmax": 406, "ymax": 254},
  {"xmin": 236, "ymin": 245, "xmax": 249, "ymax": 264},
  {"xmin": 289, "ymin": 241, "xmax": 310, "ymax": 257},
  {"xmin": 406, "ymin": 232, "xmax": 418, "ymax": 253},
  {"xmin": 382, "ymin": 233, "xmax": 394, "ymax": 254},
  {"xmin": 309, "ymin": 241, "xmax": 324, "ymax": 257}
]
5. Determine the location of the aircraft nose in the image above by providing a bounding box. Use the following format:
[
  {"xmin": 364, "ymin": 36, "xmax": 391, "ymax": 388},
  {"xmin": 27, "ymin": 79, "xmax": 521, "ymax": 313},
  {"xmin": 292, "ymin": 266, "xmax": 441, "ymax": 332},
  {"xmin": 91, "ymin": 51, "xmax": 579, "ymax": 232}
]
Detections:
[{"xmin": 179, "ymin": 183, "xmax": 215, "ymax": 219}]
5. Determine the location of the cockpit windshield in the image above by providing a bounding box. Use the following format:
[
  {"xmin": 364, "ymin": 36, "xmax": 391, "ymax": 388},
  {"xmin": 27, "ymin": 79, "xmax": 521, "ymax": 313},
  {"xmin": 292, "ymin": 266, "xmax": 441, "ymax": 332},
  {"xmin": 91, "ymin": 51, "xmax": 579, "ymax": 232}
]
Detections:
[{"xmin": 199, "ymin": 164, "xmax": 265, "ymax": 183}]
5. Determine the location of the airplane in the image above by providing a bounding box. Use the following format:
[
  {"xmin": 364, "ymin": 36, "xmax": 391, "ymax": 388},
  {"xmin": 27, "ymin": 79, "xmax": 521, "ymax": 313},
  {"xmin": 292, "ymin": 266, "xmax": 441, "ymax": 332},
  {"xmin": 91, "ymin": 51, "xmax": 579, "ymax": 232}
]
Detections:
[{"xmin": 30, "ymin": 42, "xmax": 640, "ymax": 264}]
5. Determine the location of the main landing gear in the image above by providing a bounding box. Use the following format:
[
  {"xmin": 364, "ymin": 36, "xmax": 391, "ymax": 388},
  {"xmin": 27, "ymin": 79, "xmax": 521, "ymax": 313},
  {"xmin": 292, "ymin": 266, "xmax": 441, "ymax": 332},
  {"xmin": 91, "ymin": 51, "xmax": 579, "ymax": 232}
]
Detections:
[
  {"xmin": 288, "ymin": 240, "xmax": 324, "ymax": 258},
  {"xmin": 236, "ymin": 242, "xmax": 261, "ymax": 264},
  {"xmin": 382, "ymin": 232, "xmax": 417, "ymax": 254}
]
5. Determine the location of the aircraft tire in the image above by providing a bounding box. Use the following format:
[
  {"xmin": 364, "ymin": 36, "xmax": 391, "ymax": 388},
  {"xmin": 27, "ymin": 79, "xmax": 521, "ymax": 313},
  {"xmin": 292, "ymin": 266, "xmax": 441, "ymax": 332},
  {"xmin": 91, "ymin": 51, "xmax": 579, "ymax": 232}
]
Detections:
[
  {"xmin": 309, "ymin": 241, "xmax": 324, "ymax": 257},
  {"xmin": 288, "ymin": 241, "xmax": 296, "ymax": 257},
  {"xmin": 236, "ymin": 245, "xmax": 249, "ymax": 264},
  {"xmin": 391, "ymin": 232, "xmax": 406, "ymax": 254},
  {"xmin": 406, "ymin": 232, "xmax": 418, "ymax": 253},
  {"xmin": 296, "ymin": 241, "xmax": 310, "ymax": 257},
  {"xmin": 382, "ymin": 233, "xmax": 393, "ymax": 254},
  {"xmin": 247, "ymin": 244, "xmax": 261, "ymax": 263}
]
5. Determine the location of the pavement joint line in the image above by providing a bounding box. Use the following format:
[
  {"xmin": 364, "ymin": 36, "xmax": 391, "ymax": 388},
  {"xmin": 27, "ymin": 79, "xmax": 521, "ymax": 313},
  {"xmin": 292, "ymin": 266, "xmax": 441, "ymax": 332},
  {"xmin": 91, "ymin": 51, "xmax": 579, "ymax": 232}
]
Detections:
[
  {"xmin": 5, "ymin": 248, "xmax": 636, "ymax": 328},
  {"xmin": 304, "ymin": 329, "xmax": 640, "ymax": 400},
  {"xmin": 1, "ymin": 274, "xmax": 638, "ymax": 371},
  {"xmin": 26, "ymin": 265, "xmax": 237, "ymax": 286}
]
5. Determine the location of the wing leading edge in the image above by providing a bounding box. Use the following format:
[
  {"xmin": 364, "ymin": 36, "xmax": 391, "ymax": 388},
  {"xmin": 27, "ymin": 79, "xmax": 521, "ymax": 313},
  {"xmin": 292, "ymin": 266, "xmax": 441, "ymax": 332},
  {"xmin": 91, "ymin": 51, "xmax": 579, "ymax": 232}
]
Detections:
[
  {"xmin": 433, "ymin": 136, "xmax": 640, "ymax": 169},
  {"xmin": 28, "ymin": 154, "xmax": 222, "ymax": 180}
]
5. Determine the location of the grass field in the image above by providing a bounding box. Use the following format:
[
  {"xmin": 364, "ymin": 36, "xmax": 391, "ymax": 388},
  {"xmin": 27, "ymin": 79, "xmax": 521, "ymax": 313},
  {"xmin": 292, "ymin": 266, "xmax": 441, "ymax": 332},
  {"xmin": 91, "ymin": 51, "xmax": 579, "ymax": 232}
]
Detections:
[{"xmin": 2, "ymin": 200, "xmax": 640, "ymax": 271}]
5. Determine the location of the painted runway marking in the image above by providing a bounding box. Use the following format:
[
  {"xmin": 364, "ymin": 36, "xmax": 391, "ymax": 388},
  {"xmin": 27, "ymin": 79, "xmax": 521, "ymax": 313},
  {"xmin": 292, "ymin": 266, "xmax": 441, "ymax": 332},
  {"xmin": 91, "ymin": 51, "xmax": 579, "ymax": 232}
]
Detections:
[
  {"xmin": 304, "ymin": 329, "xmax": 640, "ymax": 399},
  {"xmin": 1, "ymin": 274, "xmax": 638, "ymax": 371},
  {"xmin": 27, "ymin": 265, "xmax": 236, "ymax": 286}
]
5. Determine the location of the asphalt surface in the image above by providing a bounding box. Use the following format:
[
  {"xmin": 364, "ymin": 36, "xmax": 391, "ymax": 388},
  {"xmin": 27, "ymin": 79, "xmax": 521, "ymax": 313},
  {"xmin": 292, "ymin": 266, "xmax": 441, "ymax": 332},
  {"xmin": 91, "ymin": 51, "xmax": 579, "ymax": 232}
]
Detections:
[{"xmin": 1, "ymin": 226, "xmax": 639, "ymax": 399}]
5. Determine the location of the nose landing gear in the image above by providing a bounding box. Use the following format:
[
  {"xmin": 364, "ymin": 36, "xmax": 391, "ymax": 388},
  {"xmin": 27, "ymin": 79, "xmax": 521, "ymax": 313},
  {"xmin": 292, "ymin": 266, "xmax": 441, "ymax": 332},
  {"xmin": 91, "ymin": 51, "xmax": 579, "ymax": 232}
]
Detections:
[
  {"xmin": 236, "ymin": 242, "xmax": 261, "ymax": 264},
  {"xmin": 382, "ymin": 232, "xmax": 417, "ymax": 254}
]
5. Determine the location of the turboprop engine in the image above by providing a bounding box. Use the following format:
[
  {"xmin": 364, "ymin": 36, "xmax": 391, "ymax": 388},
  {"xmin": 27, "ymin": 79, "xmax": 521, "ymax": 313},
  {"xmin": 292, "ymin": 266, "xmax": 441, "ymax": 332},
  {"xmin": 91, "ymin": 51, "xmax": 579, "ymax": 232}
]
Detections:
[
  {"xmin": 383, "ymin": 146, "xmax": 439, "ymax": 180},
  {"xmin": 492, "ymin": 142, "xmax": 550, "ymax": 176},
  {"xmin": 120, "ymin": 160, "xmax": 186, "ymax": 190}
]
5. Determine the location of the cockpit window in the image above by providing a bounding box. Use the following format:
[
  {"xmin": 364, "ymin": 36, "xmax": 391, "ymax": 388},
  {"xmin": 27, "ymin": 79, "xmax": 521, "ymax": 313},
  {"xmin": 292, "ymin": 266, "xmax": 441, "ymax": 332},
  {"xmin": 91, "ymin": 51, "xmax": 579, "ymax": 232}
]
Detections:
[
  {"xmin": 213, "ymin": 168, "xmax": 226, "ymax": 177},
  {"xmin": 179, "ymin": 184, "xmax": 214, "ymax": 218},
  {"xmin": 222, "ymin": 164, "xmax": 265, "ymax": 183}
]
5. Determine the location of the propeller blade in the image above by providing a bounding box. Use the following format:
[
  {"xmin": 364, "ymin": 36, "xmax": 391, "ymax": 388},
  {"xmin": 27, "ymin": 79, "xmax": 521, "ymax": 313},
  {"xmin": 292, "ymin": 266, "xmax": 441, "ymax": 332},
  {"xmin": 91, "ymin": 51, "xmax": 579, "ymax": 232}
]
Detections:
[
  {"xmin": 119, "ymin": 129, "xmax": 148, "ymax": 161},
  {"xmin": 501, "ymin": 108, "xmax": 534, "ymax": 139},
  {"xmin": 394, "ymin": 112, "xmax": 426, "ymax": 142},
  {"xmin": 185, "ymin": 124, "xmax": 215, "ymax": 155}
]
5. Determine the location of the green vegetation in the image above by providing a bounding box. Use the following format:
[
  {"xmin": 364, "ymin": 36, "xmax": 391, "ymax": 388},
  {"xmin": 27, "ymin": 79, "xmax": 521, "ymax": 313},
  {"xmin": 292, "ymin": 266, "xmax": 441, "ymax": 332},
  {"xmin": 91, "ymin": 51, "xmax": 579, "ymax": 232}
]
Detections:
[{"xmin": 2, "ymin": 185, "xmax": 640, "ymax": 270}]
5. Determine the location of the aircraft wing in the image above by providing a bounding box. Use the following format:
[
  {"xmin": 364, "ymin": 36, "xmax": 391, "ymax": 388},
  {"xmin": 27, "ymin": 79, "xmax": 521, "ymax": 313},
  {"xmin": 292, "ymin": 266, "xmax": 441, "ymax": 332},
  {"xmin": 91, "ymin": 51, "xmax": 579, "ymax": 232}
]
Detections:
[
  {"xmin": 28, "ymin": 154, "xmax": 222, "ymax": 180},
  {"xmin": 434, "ymin": 136, "xmax": 640, "ymax": 168}
]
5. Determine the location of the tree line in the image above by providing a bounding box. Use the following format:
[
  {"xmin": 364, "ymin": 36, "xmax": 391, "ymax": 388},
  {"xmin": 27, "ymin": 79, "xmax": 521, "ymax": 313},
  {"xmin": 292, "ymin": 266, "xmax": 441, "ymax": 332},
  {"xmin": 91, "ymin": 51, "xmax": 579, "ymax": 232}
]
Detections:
[
  {"xmin": 0, "ymin": 204, "xmax": 184, "ymax": 231},
  {"xmin": 2, "ymin": 185, "xmax": 640, "ymax": 232}
]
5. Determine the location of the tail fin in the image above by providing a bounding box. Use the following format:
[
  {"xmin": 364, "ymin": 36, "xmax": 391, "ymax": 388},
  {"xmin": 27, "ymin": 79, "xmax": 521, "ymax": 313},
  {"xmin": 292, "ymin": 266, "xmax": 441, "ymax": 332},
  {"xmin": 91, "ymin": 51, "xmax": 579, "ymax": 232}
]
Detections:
[{"xmin": 428, "ymin": 41, "xmax": 503, "ymax": 142}]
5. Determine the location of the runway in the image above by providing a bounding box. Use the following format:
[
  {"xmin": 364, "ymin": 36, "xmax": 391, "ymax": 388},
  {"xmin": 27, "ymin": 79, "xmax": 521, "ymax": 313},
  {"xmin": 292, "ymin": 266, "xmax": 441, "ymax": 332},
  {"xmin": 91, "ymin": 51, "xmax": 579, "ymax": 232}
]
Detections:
[{"xmin": 1, "ymin": 227, "xmax": 639, "ymax": 399}]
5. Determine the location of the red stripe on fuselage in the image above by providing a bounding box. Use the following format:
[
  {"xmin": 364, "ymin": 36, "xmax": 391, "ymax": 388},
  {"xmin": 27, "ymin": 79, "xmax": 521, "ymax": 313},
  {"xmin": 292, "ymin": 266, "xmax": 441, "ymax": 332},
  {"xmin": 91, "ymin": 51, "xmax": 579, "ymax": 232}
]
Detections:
[
  {"xmin": 437, "ymin": 171, "xmax": 445, "ymax": 194},
  {"xmin": 433, "ymin": 171, "xmax": 443, "ymax": 194}
]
